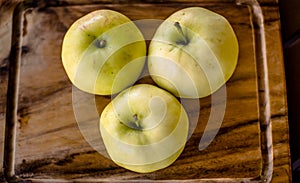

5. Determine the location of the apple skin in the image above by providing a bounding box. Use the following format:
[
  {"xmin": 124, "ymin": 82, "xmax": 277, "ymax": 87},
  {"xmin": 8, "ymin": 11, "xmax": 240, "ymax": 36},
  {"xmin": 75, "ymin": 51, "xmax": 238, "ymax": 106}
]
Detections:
[
  {"xmin": 100, "ymin": 84, "xmax": 189, "ymax": 173},
  {"xmin": 61, "ymin": 9, "xmax": 146, "ymax": 95},
  {"xmin": 148, "ymin": 7, "xmax": 239, "ymax": 98}
]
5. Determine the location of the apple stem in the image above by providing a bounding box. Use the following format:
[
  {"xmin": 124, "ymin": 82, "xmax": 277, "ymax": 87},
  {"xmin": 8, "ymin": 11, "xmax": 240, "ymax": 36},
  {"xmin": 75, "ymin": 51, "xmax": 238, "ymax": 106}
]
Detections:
[
  {"xmin": 133, "ymin": 114, "xmax": 138, "ymax": 121},
  {"xmin": 132, "ymin": 114, "xmax": 142, "ymax": 131},
  {"xmin": 95, "ymin": 39, "xmax": 106, "ymax": 48},
  {"xmin": 174, "ymin": 22, "xmax": 189, "ymax": 45}
]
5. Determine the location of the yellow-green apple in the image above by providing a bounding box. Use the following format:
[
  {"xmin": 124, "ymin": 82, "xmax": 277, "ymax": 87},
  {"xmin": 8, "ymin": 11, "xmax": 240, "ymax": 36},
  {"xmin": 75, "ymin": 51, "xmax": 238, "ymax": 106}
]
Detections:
[
  {"xmin": 61, "ymin": 9, "xmax": 146, "ymax": 95},
  {"xmin": 148, "ymin": 7, "xmax": 239, "ymax": 98},
  {"xmin": 100, "ymin": 84, "xmax": 189, "ymax": 173}
]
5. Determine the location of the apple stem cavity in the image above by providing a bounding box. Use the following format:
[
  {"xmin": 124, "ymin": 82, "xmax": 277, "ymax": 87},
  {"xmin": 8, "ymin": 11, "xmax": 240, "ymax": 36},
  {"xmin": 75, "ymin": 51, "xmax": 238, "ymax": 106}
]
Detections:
[
  {"xmin": 95, "ymin": 39, "xmax": 107, "ymax": 48},
  {"xmin": 174, "ymin": 22, "xmax": 189, "ymax": 45}
]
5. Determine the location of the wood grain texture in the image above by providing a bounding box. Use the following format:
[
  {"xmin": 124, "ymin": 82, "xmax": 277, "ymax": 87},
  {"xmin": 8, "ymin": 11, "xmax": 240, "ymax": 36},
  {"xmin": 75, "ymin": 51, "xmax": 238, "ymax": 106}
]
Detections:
[{"xmin": 0, "ymin": 0, "xmax": 291, "ymax": 182}]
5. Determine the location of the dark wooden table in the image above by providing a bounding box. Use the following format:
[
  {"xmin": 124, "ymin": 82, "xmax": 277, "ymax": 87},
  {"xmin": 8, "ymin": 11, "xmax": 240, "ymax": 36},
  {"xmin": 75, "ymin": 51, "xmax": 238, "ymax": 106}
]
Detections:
[
  {"xmin": 279, "ymin": 0, "xmax": 300, "ymax": 182},
  {"xmin": 0, "ymin": 0, "xmax": 292, "ymax": 182}
]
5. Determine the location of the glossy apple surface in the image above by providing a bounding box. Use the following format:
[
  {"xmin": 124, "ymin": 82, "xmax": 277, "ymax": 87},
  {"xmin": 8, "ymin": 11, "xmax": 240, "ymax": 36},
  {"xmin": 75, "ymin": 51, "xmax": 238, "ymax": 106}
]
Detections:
[
  {"xmin": 100, "ymin": 84, "xmax": 189, "ymax": 173},
  {"xmin": 148, "ymin": 7, "xmax": 239, "ymax": 98},
  {"xmin": 62, "ymin": 9, "xmax": 146, "ymax": 95}
]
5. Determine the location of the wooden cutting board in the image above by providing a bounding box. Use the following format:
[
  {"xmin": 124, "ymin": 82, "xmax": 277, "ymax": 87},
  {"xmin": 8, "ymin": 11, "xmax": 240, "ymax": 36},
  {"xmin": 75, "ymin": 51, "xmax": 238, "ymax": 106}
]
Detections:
[{"xmin": 0, "ymin": 0, "xmax": 291, "ymax": 182}]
